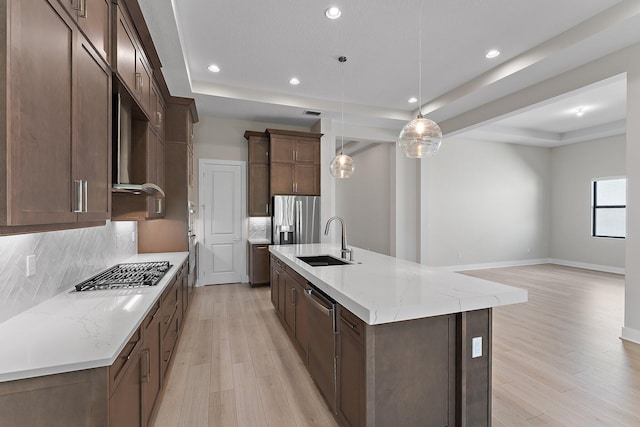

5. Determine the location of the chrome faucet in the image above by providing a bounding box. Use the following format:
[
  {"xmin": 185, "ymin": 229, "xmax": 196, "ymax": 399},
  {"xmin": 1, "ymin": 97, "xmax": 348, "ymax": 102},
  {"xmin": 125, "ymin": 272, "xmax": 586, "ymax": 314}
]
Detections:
[{"xmin": 324, "ymin": 216, "xmax": 352, "ymax": 261}]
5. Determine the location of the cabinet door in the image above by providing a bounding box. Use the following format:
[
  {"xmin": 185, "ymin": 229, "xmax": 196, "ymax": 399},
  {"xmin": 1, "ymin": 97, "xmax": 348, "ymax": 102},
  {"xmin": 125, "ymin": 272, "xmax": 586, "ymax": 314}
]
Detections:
[
  {"xmin": 248, "ymin": 137, "xmax": 269, "ymax": 164},
  {"xmin": 270, "ymin": 163, "xmax": 294, "ymax": 195},
  {"xmin": 294, "ymin": 280, "xmax": 309, "ymax": 360},
  {"xmin": 294, "ymin": 164, "xmax": 320, "ymax": 195},
  {"xmin": 270, "ymin": 260, "xmax": 280, "ymax": 310},
  {"xmin": 337, "ymin": 309, "xmax": 366, "ymax": 427},
  {"xmin": 109, "ymin": 351, "xmax": 143, "ymax": 427},
  {"xmin": 248, "ymin": 164, "xmax": 270, "ymax": 216},
  {"xmin": 136, "ymin": 54, "xmax": 152, "ymax": 115},
  {"xmin": 283, "ymin": 272, "xmax": 297, "ymax": 334},
  {"xmin": 249, "ymin": 244, "xmax": 270, "ymax": 285},
  {"xmin": 77, "ymin": 0, "xmax": 110, "ymax": 63},
  {"xmin": 75, "ymin": 37, "xmax": 111, "ymax": 222},
  {"xmin": 294, "ymin": 140, "xmax": 319, "ymax": 164},
  {"xmin": 270, "ymin": 137, "xmax": 295, "ymax": 163},
  {"xmin": 142, "ymin": 309, "xmax": 161, "ymax": 427},
  {"xmin": 116, "ymin": 6, "xmax": 137, "ymax": 96},
  {"xmin": 6, "ymin": 0, "xmax": 77, "ymax": 225}
]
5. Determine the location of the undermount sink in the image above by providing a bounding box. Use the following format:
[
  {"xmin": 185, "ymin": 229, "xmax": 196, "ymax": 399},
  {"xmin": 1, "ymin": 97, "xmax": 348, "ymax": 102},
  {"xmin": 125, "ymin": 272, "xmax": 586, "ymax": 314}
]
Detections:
[{"xmin": 297, "ymin": 255, "xmax": 351, "ymax": 267}]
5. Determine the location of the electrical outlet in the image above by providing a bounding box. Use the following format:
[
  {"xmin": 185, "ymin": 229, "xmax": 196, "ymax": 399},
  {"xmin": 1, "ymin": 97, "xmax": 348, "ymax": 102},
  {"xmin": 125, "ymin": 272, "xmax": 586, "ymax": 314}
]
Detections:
[
  {"xmin": 472, "ymin": 336, "xmax": 482, "ymax": 358},
  {"xmin": 26, "ymin": 255, "xmax": 36, "ymax": 277}
]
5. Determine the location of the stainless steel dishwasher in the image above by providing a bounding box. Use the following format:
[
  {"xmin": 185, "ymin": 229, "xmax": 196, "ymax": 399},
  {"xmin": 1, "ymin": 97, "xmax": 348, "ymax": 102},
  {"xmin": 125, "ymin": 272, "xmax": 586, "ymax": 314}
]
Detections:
[{"xmin": 305, "ymin": 284, "xmax": 337, "ymax": 413}]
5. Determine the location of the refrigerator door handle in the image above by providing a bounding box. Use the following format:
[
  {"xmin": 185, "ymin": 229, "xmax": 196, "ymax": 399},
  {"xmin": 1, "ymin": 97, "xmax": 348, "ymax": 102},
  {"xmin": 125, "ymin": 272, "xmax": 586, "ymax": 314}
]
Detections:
[{"xmin": 295, "ymin": 200, "xmax": 302, "ymax": 244}]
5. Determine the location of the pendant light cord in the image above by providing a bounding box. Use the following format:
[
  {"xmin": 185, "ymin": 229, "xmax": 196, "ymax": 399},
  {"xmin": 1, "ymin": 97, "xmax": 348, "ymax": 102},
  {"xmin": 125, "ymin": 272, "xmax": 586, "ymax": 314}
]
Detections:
[
  {"xmin": 339, "ymin": 56, "xmax": 347, "ymax": 154},
  {"xmin": 418, "ymin": 0, "xmax": 423, "ymax": 118}
]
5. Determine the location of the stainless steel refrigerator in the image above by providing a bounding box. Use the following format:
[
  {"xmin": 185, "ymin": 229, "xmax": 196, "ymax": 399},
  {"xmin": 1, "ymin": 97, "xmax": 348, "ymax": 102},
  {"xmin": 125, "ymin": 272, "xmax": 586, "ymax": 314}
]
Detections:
[{"xmin": 272, "ymin": 195, "xmax": 321, "ymax": 245}]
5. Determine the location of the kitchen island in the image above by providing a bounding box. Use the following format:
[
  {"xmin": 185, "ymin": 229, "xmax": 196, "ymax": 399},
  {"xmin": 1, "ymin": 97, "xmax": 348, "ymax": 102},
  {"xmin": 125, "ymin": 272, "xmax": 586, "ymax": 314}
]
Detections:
[{"xmin": 269, "ymin": 244, "xmax": 527, "ymax": 427}]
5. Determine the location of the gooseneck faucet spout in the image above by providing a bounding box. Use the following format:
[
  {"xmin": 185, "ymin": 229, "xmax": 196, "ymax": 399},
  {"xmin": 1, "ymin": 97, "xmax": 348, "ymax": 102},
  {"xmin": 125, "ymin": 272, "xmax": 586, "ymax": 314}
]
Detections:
[{"xmin": 324, "ymin": 216, "xmax": 352, "ymax": 260}]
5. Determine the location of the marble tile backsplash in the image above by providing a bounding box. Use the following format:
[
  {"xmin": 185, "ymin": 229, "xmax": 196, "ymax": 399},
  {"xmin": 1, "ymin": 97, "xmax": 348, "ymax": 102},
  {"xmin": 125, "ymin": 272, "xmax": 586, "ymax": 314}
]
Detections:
[
  {"xmin": 0, "ymin": 221, "xmax": 137, "ymax": 324},
  {"xmin": 249, "ymin": 217, "xmax": 271, "ymax": 241}
]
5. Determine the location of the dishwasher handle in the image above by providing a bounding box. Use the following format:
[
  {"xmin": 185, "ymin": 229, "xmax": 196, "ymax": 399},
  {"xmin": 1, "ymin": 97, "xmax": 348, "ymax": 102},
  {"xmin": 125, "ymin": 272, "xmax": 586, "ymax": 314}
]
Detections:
[{"xmin": 305, "ymin": 288, "xmax": 333, "ymax": 317}]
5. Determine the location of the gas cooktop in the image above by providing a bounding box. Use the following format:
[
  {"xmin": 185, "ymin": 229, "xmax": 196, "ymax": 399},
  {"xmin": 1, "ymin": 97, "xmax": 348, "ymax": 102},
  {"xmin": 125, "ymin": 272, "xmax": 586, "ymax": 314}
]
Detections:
[{"xmin": 75, "ymin": 261, "xmax": 172, "ymax": 292}]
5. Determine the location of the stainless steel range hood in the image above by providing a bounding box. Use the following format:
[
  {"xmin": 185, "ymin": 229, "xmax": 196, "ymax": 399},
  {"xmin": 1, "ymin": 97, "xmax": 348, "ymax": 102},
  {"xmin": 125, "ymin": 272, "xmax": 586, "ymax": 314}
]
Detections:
[
  {"xmin": 113, "ymin": 93, "xmax": 165, "ymax": 198},
  {"xmin": 112, "ymin": 182, "xmax": 165, "ymax": 197}
]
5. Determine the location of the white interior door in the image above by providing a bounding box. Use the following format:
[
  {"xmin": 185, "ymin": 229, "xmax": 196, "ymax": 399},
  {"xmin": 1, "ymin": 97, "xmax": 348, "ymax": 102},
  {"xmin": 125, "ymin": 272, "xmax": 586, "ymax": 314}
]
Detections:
[{"xmin": 199, "ymin": 160, "xmax": 245, "ymax": 285}]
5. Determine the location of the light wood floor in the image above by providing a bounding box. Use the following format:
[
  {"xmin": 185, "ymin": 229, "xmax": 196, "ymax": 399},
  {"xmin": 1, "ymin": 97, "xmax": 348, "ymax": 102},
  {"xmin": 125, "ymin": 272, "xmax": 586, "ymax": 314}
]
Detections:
[{"xmin": 153, "ymin": 264, "xmax": 640, "ymax": 427}]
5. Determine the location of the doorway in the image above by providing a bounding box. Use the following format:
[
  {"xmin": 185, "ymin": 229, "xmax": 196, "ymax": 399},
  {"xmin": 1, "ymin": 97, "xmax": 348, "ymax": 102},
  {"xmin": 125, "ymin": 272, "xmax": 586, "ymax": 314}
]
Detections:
[{"xmin": 198, "ymin": 159, "xmax": 247, "ymax": 285}]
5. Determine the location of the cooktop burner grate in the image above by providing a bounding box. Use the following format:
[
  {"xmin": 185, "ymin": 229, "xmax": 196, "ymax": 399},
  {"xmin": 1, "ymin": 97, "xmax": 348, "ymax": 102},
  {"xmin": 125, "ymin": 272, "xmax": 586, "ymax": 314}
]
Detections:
[{"xmin": 75, "ymin": 261, "xmax": 172, "ymax": 292}]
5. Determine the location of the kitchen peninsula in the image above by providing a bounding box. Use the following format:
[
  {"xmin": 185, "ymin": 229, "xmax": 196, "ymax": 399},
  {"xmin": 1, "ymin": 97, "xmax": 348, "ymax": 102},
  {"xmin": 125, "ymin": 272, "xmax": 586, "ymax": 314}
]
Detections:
[{"xmin": 269, "ymin": 244, "xmax": 528, "ymax": 427}]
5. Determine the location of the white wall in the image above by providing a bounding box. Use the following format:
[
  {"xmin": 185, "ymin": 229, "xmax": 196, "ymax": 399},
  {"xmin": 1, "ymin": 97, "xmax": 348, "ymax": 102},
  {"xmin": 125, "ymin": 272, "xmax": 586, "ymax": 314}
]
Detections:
[
  {"xmin": 191, "ymin": 115, "xmax": 311, "ymax": 209},
  {"xmin": 550, "ymin": 135, "xmax": 626, "ymax": 270},
  {"xmin": 335, "ymin": 143, "xmax": 391, "ymax": 255},
  {"xmin": 423, "ymin": 138, "xmax": 551, "ymax": 268}
]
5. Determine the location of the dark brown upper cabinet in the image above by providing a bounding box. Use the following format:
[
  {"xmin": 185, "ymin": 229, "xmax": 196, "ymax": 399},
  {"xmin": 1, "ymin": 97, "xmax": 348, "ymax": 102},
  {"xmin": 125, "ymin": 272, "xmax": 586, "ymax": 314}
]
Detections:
[
  {"xmin": 0, "ymin": 0, "xmax": 111, "ymax": 229},
  {"xmin": 266, "ymin": 129, "xmax": 322, "ymax": 196},
  {"xmin": 245, "ymin": 131, "xmax": 270, "ymax": 216}
]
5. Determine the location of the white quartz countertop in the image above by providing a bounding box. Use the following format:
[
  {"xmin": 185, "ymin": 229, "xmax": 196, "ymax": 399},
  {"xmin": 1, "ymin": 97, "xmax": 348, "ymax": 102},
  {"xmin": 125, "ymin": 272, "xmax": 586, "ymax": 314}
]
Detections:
[
  {"xmin": 270, "ymin": 244, "xmax": 527, "ymax": 325},
  {"xmin": 0, "ymin": 252, "xmax": 188, "ymax": 383}
]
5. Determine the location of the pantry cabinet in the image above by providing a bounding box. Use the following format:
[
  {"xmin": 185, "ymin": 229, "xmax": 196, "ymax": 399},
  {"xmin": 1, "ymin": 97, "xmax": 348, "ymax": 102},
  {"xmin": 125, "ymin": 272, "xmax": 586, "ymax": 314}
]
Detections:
[
  {"xmin": 0, "ymin": 0, "xmax": 110, "ymax": 228},
  {"xmin": 245, "ymin": 131, "xmax": 270, "ymax": 216}
]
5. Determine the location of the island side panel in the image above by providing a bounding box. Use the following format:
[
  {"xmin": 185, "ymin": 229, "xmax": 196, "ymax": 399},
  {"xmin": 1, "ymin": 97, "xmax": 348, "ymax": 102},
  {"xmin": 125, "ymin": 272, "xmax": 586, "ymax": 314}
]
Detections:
[
  {"xmin": 457, "ymin": 308, "xmax": 492, "ymax": 427},
  {"xmin": 366, "ymin": 314, "xmax": 457, "ymax": 427}
]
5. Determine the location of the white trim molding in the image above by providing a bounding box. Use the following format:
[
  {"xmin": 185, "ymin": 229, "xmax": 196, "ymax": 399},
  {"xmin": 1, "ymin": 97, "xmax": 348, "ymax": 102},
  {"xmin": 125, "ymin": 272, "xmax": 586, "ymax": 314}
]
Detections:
[
  {"xmin": 621, "ymin": 327, "xmax": 640, "ymax": 345},
  {"xmin": 445, "ymin": 258, "xmax": 625, "ymax": 275}
]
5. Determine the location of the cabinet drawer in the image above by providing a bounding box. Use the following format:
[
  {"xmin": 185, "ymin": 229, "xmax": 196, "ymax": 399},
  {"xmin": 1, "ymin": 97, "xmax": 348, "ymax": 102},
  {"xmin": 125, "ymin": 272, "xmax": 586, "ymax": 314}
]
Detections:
[
  {"xmin": 109, "ymin": 327, "xmax": 142, "ymax": 396},
  {"xmin": 161, "ymin": 315, "xmax": 180, "ymax": 377},
  {"xmin": 339, "ymin": 307, "xmax": 365, "ymax": 343},
  {"xmin": 143, "ymin": 300, "xmax": 161, "ymax": 331}
]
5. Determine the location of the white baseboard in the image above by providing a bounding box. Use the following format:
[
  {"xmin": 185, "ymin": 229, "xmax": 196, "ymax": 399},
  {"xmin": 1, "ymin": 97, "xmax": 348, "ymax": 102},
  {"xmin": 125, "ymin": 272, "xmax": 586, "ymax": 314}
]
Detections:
[
  {"xmin": 445, "ymin": 258, "xmax": 551, "ymax": 272},
  {"xmin": 548, "ymin": 258, "xmax": 625, "ymax": 275},
  {"xmin": 445, "ymin": 258, "xmax": 625, "ymax": 275},
  {"xmin": 621, "ymin": 327, "xmax": 640, "ymax": 344}
]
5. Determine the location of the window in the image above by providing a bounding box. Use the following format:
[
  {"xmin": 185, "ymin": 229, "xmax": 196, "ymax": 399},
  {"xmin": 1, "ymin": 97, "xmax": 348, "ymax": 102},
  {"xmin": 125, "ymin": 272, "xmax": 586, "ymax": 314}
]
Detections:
[{"xmin": 592, "ymin": 177, "xmax": 626, "ymax": 238}]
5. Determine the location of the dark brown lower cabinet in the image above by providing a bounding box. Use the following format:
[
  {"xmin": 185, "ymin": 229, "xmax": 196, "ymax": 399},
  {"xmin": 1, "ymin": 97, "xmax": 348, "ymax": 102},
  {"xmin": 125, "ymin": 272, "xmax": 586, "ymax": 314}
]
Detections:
[
  {"xmin": 109, "ymin": 350, "xmax": 143, "ymax": 427},
  {"xmin": 270, "ymin": 255, "xmax": 282, "ymax": 310},
  {"xmin": 249, "ymin": 244, "xmax": 270, "ymax": 287},
  {"xmin": 0, "ymin": 261, "xmax": 190, "ymax": 427},
  {"xmin": 336, "ymin": 307, "xmax": 365, "ymax": 427}
]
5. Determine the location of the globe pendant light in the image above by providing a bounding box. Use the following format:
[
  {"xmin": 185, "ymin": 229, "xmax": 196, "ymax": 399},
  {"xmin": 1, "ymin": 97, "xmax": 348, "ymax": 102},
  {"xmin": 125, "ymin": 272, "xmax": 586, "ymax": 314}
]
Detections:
[
  {"xmin": 330, "ymin": 56, "xmax": 355, "ymax": 178},
  {"xmin": 397, "ymin": 1, "xmax": 442, "ymax": 159}
]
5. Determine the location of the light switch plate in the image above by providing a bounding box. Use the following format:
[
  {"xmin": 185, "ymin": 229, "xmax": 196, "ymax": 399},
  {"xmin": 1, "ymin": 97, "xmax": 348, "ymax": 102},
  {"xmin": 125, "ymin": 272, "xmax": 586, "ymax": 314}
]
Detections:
[{"xmin": 472, "ymin": 336, "xmax": 482, "ymax": 358}]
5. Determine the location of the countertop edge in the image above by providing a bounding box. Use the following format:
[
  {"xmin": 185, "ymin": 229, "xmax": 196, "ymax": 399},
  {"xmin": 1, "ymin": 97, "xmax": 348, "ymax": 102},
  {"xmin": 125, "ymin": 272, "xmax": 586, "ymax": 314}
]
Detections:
[{"xmin": 269, "ymin": 244, "xmax": 528, "ymax": 325}]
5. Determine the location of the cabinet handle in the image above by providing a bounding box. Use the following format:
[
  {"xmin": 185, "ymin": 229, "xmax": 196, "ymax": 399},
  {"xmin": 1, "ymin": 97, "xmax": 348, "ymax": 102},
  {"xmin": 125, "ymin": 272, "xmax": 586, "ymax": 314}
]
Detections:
[
  {"xmin": 135, "ymin": 72, "xmax": 142, "ymax": 93},
  {"xmin": 164, "ymin": 349, "xmax": 173, "ymax": 363},
  {"xmin": 141, "ymin": 349, "xmax": 150, "ymax": 383},
  {"xmin": 79, "ymin": 0, "xmax": 87, "ymax": 18},
  {"xmin": 156, "ymin": 198, "xmax": 163, "ymax": 214},
  {"xmin": 73, "ymin": 180, "xmax": 83, "ymax": 213},
  {"xmin": 257, "ymin": 246, "xmax": 268, "ymax": 250},
  {"xmin": 156, "ymin": 111, "xmax": 162, "ymax": 126},
  {"xmin": 83, "ymin": 180, "xmax": 88, "ymax": 212},
  {"xmin": 291, "ymin": 288, "xmax": 296, "ymax": 305},
  {"xmin": 266, "ymin": 204, "xmax": 269, "ymax": 214}
]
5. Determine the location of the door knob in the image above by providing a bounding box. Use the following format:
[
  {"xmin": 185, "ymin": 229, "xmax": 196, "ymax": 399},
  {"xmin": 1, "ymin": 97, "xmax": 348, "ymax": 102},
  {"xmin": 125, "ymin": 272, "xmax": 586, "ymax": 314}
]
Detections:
[{"xmin": 233, "ymin": 236, "xmax": 240, "ymax": 242}]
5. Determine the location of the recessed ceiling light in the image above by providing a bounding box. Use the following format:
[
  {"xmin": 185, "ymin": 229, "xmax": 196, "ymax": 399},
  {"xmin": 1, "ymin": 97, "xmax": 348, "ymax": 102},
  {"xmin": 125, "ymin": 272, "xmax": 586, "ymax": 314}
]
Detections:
[
  {"xmin": 207, "ymin": 64, "xmax": 220, "ymax": 73},
  {"xmin": 408, "ymin": 97, "xmax": 418, "ymax": 104},
  {"xmin": 576, "ymin": 107, "xmax": 585, "ymax": 117},
  {"xmin": 325, "ymin": 6, "xmax": 342, "ymax": 20},
  {"xmin": 485, "ymin": 49, "xmax": 500, "ymax": 59},
  {"xmin": 289, "ymin": 77, "xmax": 300, "ymax": 85}
]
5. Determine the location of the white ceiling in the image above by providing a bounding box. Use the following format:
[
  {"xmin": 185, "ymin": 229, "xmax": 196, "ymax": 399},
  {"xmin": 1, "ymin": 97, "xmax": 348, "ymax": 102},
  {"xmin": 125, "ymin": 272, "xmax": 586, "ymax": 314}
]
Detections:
[{"xmin": 139, "ymin": 0, "xmax": 640, "ymax": 147}]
